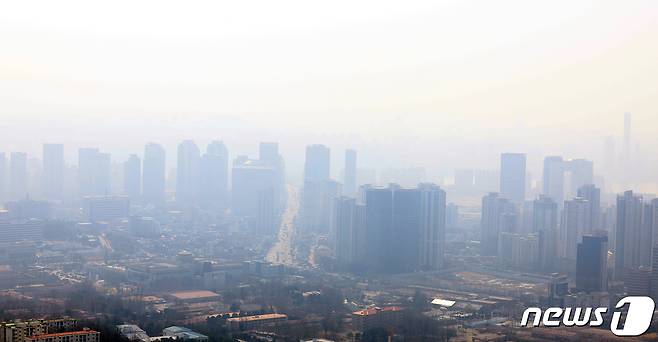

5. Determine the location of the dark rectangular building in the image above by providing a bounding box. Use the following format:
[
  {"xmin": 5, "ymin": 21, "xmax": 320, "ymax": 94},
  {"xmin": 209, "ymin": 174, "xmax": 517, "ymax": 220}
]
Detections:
[{"xmin": 576, "ymin": 235, "xmax": 608, "ymax": 292}]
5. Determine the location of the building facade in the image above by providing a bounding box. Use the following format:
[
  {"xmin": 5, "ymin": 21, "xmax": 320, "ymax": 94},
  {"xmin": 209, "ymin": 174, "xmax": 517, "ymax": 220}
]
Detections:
[{"xmin": 499, "ymin": 153, "xmax": 526, "ymax": 203}]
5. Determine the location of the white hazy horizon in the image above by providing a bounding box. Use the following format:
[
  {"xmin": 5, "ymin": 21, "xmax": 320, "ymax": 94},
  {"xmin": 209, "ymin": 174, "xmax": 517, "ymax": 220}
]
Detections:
[{"xmin": 1, "ymin": 0, "xmax": 657, "ymax": 191}]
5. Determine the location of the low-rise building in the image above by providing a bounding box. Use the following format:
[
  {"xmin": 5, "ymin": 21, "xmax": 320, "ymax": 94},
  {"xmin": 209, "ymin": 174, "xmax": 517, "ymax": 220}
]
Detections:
[
  {"xmin": 166, "ymin": 290, "xmax": 221, "ymax": 305},
  {"xmin": 352, "ymin": 306, "xmax": 403, "ymax": 332},
  {"xmin": 0, "ymin": 219, "xmax": 44, "ymax": 246},
  {"xmin": 26, "ymin": 329, "xmax": 100, "ymax": 342},
  {"xmin": 226, "ymin": 313, "xmax": 287, "ymax": 331},
  {"xmin": 83, "ymin": 196, "xmax": 130, "ymax": 223},
  {"xmin": 117, "ymin": 324, "xmax": 149, "ymax": 342},
  {"xmin": 4, "ymin": 200, "xmax": 52, "ymax": 220},
  {"xmin": 162, "ymin": 326, "xmax": 208, "ymax": 341},
  {"xmin": 0, "ymin": 318, "xmax": 77, "ymax": 342},
  {"xmin": 125, "ymin": 262, "xmax": 193, "ymax": 288}
]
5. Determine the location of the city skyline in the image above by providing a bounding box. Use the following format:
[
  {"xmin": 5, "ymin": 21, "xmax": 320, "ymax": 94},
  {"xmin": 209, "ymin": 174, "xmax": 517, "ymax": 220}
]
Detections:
[
  {"xmin": 1, "ymin": 2, "xmax": 658, "ymax": 340},
  {"xmin": 2, "ymin": 2, "xmax": 658, "ymax": 193},
  {"xmin": 0, "ymin": 128, "xmax": 651, "ymax": 195}
]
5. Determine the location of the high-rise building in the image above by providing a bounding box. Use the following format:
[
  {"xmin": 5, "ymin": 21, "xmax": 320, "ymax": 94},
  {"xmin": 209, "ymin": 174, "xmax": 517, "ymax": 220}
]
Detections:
[
  {"xmin": 363, "ymin": 185, "xmax": 395, "ymax": 270},
  {"xmin": 176, "ymin": 140, "xmax": 200, "ymax": 205},
  {"xmin": 650, "ymin": 244, "xmax": 658, "ymax": 303},
  {"xmin": 640, "ymin": 201, "xmax": 656, "ymax": 268},
  {"xmin": 446, "ymin": 203, "xmax": 460, "ymax": 229},
  {"xmin": 256, "ymin": 187, "xmax": 276, "ymax": 234},
  {"xmin": 304, "ymin": 144, "xmax": 330, "ymax": 182},
  {"xmin": 78, "ymin": 148, "xmax": 111, "ymax": 197},
  {"xmin": 497, "ymin": 232, "xmax": 515, "ymax": 263},
  {"xmin": 361, "ymin": 183, "xmax": 446, "ymax": 273},
  {"xmin": 542, "ymin": 156, "xmax": 564, "ymax": 205},
  {"xmin": 123, "ymin": 154, "xmax": 141, "ymax": 201},
  {"xmin": 142, "ymin": 143, "xmax": 166, "ymax": 205},
  {"xmin": 362, "ymin": 186, "xmax": 395, "ymax": 272},
  {"xmin": 332, "ymin": 197, "xmax": 365, "ymax": 265},
  {"xmin": 626, "ymin": 267, "xmax": 651, "ymax": 296},
  {"xmin": 480, "ymin": 192, "xmax": 516, "ymax": 256},
  {"xmin": 499, "ymin": 211, "xmax": 518, "ymax": 236},
  {"xmin": 417, "ymin": 183, "xmax": 447, "ymax": 270},
  {"xmin": 0, "ymin": 153, "xmax": 6, "ymax": 204},
  {"xmin": 576, "ymin": 235, "xmax": 608, "ymax": 292},
  {"xmin": 650, "ymin": 199, "xmax": 658, "ymax": 250},
  {"xmin": 343, "ymin": 149, "xmax": 357, "ymax": 198},
  {"xmin": 533, "ymin": 195, "xmax": 558, "ymax": 269},
  {"xmin": 330, "ymin": 194, "xmax": 353, "ymax": 259},
  {"xmin": 614, "ymin": 190, "xmax": 644, "ymax": 280},
  {"xmin": 42, "ymin": 144, "xmax": 64, "ymax": 200},
  {"xmin": 500, "ymin": 233, "xmax": 539, "ymax": 269},
  {"xmin": 562, "ymin": 197, "xmax": 590, "ymax": 261},
  {"xmin": 259, "ymin": 142, "xmax": 286, "ymax": 212},
  {"xmin": 258, "ymin": 142, "xmax": 279, "ymax": 164},
  {"xmin": 499, "ymin": 153, "xmax": 526, "ymax": 203},
  {"xmin": 301, "ymin": 144, "xmax": 337, "ymax": 234},
  {"xmin": 300, "ymin": 179, "xmax": 341, "ymax": 233},
  {"xmin": 521, "ymin": 201, "xmax": 534, "ymax": 235},
  {"xmin": 199, "ymin": 141, "xmax": 229, "ymax": 209},
  {"xmin": 538, "ymin": 228, "xmax": 558, "ymax": 270},
  {"xmin": 577, "ymin": 184, "xmax": 601, "ymax": 233},
  {"xmin": 232, "ymin": 155, "xmax": 278, "ymax": 233},
  {"xmin": 26, "ymin": 157, "xmax": 42, "ymax": 200},
  {"xmin": 565, "ymin": 159, "xmax": 594, "ymax": 197},
  {"xmin": 533, "ymin": 195, "xmax": 558, "ymax": 232},
  {"xmin": 9, "ymin": 152, "xmax": 28, "ymax": 201},
  {"xmin": 231, "ymin": 143, "xmax": 285, "ymax": 233}
]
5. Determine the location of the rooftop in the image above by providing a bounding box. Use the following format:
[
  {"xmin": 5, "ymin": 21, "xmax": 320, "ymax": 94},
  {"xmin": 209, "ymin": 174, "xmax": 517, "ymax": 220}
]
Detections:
[
  {"xmin": 431, "ymin": 298, "xmax": 456, "ymax": 307},
  {"xmin": 227, "ymin": 313, "xmax": 287, "ymax": 322},
  {"xmin": 169, "ymin": 290, "xmax": 220, "ymax": 300},
  {"xmin": 353, "ymin": 306, "xmax": 402, "ymax": 316},
  {"xmin": 27, "ymin": 330, "xmax": 98, "ymax": 340},
  {"xmin": 163, "ymin": 325, "xmax": 191, "ymax": 333}
]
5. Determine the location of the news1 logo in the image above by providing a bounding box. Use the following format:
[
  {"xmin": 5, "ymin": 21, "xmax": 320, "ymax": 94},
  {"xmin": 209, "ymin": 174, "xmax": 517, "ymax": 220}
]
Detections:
[{"xmin": 520, "ymin": 296, "xmax": 656, "ymax": 336}]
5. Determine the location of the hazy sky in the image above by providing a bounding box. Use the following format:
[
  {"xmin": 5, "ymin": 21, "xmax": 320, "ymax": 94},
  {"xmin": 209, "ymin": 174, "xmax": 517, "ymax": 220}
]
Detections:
[{"xmin": 1, "ymin": 1, "xmax": 657, "ymax": 185}]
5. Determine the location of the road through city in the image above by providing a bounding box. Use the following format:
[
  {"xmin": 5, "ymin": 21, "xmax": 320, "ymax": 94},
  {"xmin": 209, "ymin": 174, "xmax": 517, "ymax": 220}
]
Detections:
[{"xmin": 265, "ymin": 185, "xmax": 299, "ymax": 266}]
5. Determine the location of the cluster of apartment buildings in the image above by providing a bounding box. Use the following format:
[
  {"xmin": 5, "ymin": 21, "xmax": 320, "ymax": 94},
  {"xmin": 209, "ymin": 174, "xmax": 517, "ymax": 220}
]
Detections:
[{"xmin": 0, "ymin": 318, "xmax": 98, "ymax": 342}]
